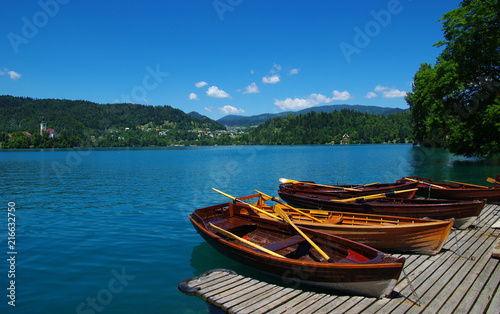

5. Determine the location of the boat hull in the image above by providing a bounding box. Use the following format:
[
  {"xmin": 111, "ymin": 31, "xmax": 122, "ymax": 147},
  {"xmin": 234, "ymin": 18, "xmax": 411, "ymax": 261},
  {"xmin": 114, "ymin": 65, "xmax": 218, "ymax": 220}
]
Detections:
[
  {"xmin": 293, "ymin": 216, "xmax": 453, "ymax": 255},
  {"xmin": 190, "ymin": 202, "xmax": 405, "ymax": 298},
  {"xmin": 280, "ymin": 181, "xmax": 418, "ymax": 199},
  {"xmin": 403, "ymin": 176, "xmax": 500, "ymax": 203},
  {"xmin": 278, "ymin": 190, "xmax": 484, "ymax": 229}
]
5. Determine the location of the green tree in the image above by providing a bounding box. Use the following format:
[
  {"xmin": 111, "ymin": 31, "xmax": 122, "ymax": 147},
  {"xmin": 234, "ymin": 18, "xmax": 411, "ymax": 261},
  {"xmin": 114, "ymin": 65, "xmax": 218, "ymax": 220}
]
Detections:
[{"xmin": 406, "ymin": 0, "xmax": 500, "ymax": 156}]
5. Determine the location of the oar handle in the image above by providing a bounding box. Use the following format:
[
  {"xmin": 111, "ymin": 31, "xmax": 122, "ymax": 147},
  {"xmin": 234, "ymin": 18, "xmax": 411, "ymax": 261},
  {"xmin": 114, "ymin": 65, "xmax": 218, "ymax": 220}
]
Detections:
[
  {"xmin": 254, "ymin": 190, "xmax": 323, "ymax": 223},
  {"xmin": 212, "ymin": 188, "xmax": 281, "ymax": 220},
  {"xmin": 404, "ymin": 177, "xmax": 446, "ymax": 189},
  {"xmin": 334, "ymin": 188, "xmax": 417, "ymax": 202},
  {"xmin": 444, "ymin": 180, "xmax": 488, "ymax": 189},
  {"xmin": 273, "ymin": 205, "xmax": 332, "ymax": 262}
]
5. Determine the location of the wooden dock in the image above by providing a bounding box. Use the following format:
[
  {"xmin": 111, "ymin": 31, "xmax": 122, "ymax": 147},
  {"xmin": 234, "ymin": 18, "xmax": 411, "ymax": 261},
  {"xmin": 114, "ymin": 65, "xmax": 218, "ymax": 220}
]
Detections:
[{"xmin": 179, "ymin": 204, "xmax": 500, "ymax": 313}]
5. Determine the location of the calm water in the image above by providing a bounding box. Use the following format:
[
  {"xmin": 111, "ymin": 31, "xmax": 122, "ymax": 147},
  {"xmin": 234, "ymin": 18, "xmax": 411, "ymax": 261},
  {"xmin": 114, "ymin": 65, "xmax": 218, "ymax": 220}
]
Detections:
[{"xmin": 1, "ymin": 144, "xmax": 499, "ymax": 313}]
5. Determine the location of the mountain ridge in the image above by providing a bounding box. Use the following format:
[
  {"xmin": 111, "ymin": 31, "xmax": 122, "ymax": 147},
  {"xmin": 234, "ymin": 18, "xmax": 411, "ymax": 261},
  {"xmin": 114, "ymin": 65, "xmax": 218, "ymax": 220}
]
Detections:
[{"xmin": 216, "ymin": 104, "xmax": 407, "ymax": 127}]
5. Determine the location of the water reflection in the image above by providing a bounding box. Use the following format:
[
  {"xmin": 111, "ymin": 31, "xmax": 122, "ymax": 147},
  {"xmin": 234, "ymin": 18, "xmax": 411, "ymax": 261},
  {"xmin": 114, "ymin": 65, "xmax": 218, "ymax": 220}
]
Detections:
[{"xmin": 408, "ymin": 147, "xmax": 500, "ymax": 185}]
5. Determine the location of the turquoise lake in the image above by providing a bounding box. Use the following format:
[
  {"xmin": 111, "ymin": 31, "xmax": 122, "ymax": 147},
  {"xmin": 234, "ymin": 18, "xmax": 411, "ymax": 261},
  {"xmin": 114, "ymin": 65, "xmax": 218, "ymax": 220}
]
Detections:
[{"xmin": 1, "ymin": 144, "xmax": 500, "ymax": 313}]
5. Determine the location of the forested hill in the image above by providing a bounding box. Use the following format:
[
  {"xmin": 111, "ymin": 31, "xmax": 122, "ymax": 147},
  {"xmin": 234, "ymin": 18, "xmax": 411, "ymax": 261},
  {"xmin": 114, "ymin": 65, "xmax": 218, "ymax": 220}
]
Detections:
[
  {"xmin": 239, "ymin": 110, "xmax": 412, "ymax": 145},
  {"xmin": 0, "ymin": 95, "xmax": 225, "ymax": 136},
  {"xmin": 218, "ymin": 104, "xmax": 406, "ymax": 127}
]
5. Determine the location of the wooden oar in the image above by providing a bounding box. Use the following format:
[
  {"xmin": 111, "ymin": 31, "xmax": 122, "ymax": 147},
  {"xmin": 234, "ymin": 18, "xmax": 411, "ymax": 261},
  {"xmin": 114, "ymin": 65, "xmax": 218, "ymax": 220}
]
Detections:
[
  {"xmin": 212, "ymin": 188, "xmax": 281, "ymax": 220},
  {"xmin": 254, "ymin": 190, "xmax": 323, "ymax": 223},
  {"xmin": 354, "ymin": 182, "xmax": 380, "ymax": 188},
  {"xmin": 279, "ymin": 178, "xmax": 361, "ymax": 192},
  {"xmin": 334, "ymin": 188, "xmax": 418, "ymax": 202},
  {"xmin": 273, "ymin": 205, "xmax": 333, "ymax": 262},
  {"xmin": 208, "ymin": 223, "xmax": 285, "ymax": 258},
  {"xmin": 487, "ymin": 177, "xmax": 500, "ymax": 185},
  {"xmin": 444, "ymin": 180, "xmax": 488, "ymax": 189},
  {"xmin": 403, "ymin": 177, "xmax": 447, "ymax": 189}
]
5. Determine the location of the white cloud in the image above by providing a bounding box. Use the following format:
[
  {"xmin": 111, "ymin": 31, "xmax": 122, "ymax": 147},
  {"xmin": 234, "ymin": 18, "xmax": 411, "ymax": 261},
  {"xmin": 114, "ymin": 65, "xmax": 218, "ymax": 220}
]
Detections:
[
  {"xmin": 243, "ymin": 82, "xmax": 259, "ymax": 94},
  {"xmin": 204, "ymin": 107, "xmax": 212, "ymax": 112},
  {"xmin": 288, "ymin": 68, "xmax": 299, "ymax": 75},
  {"xmin": 382, "ymin": 88, "xmax": 407, "ymax": 98},
  {"xmin": 206, "ymin": 86, "xmax": 231, "ymax": 98},
  {"xmin": 274, "ymin": 93, "xmax": 334, "ymax": 111},
  {"xmin": 262, "ymin": 75, "xmax": 280, "ymax": 84},
  {"xmin": 219, "ymin": 105, "xmax": 245, "ymax": 115},
  {"xmin": 188, "ymin": 93, "xmax": 198, "ymax": 100},
  {"xmin": 374, "ymin": 85, "xmax": 388, "ymax": 92},
  {"xmin": 271, "ymin": 63, "xmax": 282, "ymax": 73},
  {"xmin": 195, "ymin": 81, "xmax": 208, "ymax": 88},
  {"xmin": 1, "ymin": 69, "xmax": 21, "ymax": 80},
  {"xmin": 332, "ymin": 90, "xmax": 351, "ymax": 101},
  {"xmin": 369, "ymin": 85, "xmax": 406, "ymax": 98}
]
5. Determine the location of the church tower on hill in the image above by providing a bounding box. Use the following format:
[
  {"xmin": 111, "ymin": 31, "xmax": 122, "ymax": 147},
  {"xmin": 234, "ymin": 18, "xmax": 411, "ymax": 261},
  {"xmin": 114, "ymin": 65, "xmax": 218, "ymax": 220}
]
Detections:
[{"xmin": 40, "ymin": 117, "xmax": 46, "ymax": 135}]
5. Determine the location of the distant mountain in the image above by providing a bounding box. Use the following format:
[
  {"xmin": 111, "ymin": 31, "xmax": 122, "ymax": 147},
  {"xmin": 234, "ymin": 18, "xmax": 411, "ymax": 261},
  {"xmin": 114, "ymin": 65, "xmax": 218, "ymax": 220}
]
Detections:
[
  {"xmin": 217, "ymin": 104, "xmax": 407, "ymax": 127},
  {"xmin": 187, "ymin": 111, "xmax": 212, "ymax": 120}
]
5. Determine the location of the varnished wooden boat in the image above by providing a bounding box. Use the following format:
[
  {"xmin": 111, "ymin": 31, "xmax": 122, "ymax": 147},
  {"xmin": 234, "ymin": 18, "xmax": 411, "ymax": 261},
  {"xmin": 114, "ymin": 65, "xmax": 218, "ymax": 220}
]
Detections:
[
  {"xmin": 235, "ymin": 193, "xmax": 453, "ymax": 255},
  {"xmin": 279, "ymin": 180, "xmax": 418, "ymax": 199},
  {"xmin": 190, "ymin": 201, "xmax": 405, "ymax": 298},
  {"xmin": 402, "ymin": 176, "xmax": 500, "ymax": 203},
  {"xmin": 278, "ymin": 186, "xmax": 485, "ymax": 229}
]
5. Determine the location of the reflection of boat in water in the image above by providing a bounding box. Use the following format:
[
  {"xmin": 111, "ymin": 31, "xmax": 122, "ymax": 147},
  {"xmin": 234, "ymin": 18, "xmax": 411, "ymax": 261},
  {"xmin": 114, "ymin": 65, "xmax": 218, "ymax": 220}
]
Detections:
[{"xmin": 190, "ymin": 242, "xmax": 245, "ymax": 277}]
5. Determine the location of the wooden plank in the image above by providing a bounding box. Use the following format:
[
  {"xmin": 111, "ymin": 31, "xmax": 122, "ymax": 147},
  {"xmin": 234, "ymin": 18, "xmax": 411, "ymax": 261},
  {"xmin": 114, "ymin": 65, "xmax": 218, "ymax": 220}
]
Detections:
[
  {"xmin": 330, "ymin": 296, "xmax": 365, "ymax": 313},
  {"xmin": 492, "ymin": 237, "xmax": 500, "ymax": 258},
  {"xmin": 187, "ymin": 270, "xmax": 233, "ymax": 288},
  {"xmin": 245, "ymin": 288, "xmax": 303, "ymax": 313},
  {"xmin": 236, "ymin": 285, "xmax": 288, "ymax": 314},
  {"xmin": 403, "ymin": 212, "xmax": 497, "ymax": 313},
  {"xmin": 227, "ymin": 283, "xmax": 281, "ymax": 313},
  {"xmin": 485, "ymin": 262, "xmax": 500, "ymax": 314},
  {"xmin": 203, "ymin": 276, "xmax": 253, "ymax": 298},
  {"xmin": 470, "ymin": 260, "xmax": 500, "ymax": 313},
  {"xmin": 344, "ymin": 297, "xmax": 377, "ymax": 314},
  {"xmin": 287, "ymin": 294, "xmax": 330, "ymax": 314},
  {"xmin": 378, "ymin": 207, "xmax": 495, "ymax": 313},
  {"xmin": 296, "ymin": 294, "xmax": 339, "ymax": 313},
  {"xmin": 313, "ymin": 295, "xmax": 351, "ymax": 313},
  {"xmin": 437, "ymin": 232, "xmax": 496, "ymax": 312},
  {"xmin": 266, "ymin": 291, "xmax": 314, "ymax": 314},
  {"xmin": 216, "ymin": 280, "xmax": 270, "ymax": 310},
  {"xmin": 456, "ymin": 255, "xmax": 500, "ymax": 313}
]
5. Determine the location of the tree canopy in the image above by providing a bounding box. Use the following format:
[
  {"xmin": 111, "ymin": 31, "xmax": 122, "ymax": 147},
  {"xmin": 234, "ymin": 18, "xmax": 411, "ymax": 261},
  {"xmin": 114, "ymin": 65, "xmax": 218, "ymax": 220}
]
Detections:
[{"xmin": 406, "ymin": 0, "xmax": 500, "ymax": 157}]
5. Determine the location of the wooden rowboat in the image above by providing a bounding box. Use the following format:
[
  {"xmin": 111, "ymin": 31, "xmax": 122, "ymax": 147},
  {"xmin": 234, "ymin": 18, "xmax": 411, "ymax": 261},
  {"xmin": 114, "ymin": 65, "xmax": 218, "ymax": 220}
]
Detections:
[
  {"xmin": 278, "ymin": 186, "xmax": 485, "ymax": 229},
  {"xmin": 402, "ymin": 176, "xmax": 500, "ymax": 203},
  {"xmin": 190, "ymin": 201, "xmax": 405, "ymax": 298},
  {"xmin": 234, "ymin": 193, "xmax": 453, "ymax": 255},
  {"xmin": 279, "ymin": 179, "xmax": 418, "ymax": 199}
]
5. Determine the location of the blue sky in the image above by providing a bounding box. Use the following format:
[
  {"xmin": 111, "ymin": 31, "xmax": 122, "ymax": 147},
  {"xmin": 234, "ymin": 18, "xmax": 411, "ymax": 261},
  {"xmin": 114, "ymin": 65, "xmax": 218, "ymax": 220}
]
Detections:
[{"xmin": 1, "ymin": 0, "xmax": 461, "ymax": 120}]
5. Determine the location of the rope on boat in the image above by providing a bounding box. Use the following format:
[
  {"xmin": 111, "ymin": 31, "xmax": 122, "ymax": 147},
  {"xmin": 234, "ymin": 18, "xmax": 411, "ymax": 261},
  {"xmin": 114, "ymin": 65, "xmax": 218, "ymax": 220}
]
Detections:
[{"xmin": 403, "ymin": 268, "xmax": 421, "ymax": 306}]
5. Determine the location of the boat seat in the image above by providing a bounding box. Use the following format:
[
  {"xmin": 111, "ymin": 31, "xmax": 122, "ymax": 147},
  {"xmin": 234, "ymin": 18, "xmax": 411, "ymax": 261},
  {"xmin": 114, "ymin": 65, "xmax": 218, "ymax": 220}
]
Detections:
[
  {"xmin": 263, "ymin": 235, "xmax": 306, "ymax": 252},
  {"xmin": 337, "ymin": 249, "xmax": 371, "ymax": 264},
  {"xmin": 211, "ymin": 218, "xmax": 257, "ymax": 237}
]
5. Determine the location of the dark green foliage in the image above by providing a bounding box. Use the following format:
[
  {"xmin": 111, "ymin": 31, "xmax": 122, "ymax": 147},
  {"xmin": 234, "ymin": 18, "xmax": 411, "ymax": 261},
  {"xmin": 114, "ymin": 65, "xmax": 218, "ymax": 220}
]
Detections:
[
  {"xmin": 406, "ymin": 0, "xmax": 500, "ymax": 157},
  {"xmin": 240, "ymin": 110, "xmax": 412, "ymax": 145},
  {"xmin": 0, "ymin": 95, "xmax": 225, "ymax": 148}
]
